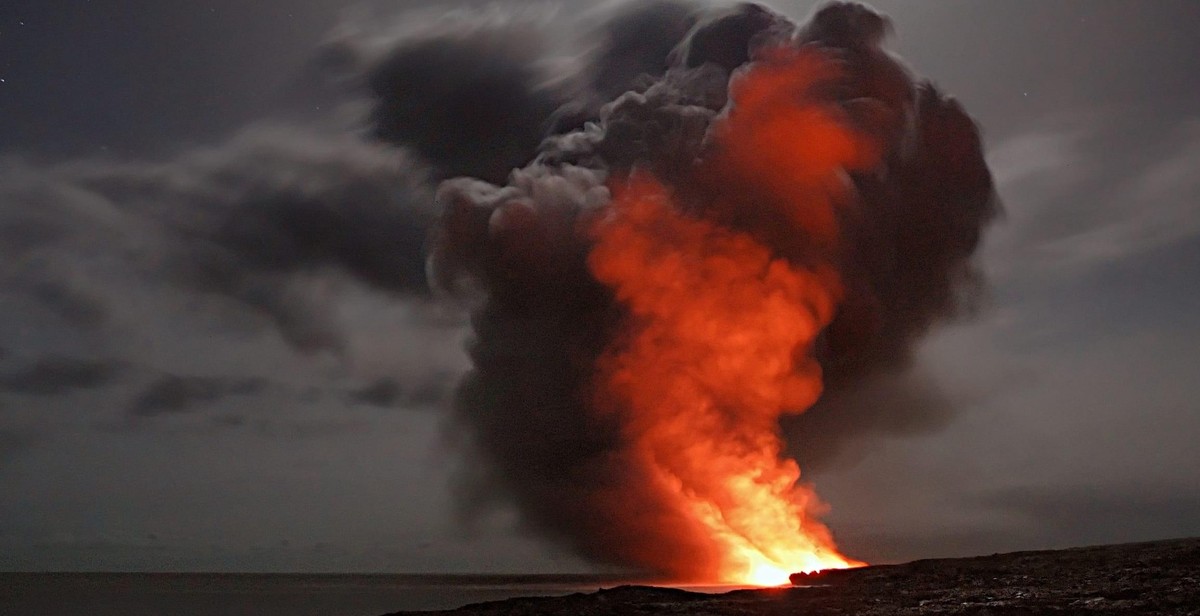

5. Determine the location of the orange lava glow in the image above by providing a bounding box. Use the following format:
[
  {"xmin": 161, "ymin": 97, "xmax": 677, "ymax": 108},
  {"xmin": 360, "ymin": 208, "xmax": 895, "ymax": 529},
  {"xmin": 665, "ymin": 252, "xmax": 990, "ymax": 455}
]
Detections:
[{"xmin": 587, "ymin": 50, "xmax": 878, "ymax": 586}]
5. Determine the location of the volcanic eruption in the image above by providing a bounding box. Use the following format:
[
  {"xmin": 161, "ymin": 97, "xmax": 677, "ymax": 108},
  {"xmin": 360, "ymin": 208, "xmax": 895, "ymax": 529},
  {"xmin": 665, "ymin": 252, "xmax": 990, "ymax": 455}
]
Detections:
[{"xmin": 422, "ymin": 1, "xmax": 997, "ymax": 585}]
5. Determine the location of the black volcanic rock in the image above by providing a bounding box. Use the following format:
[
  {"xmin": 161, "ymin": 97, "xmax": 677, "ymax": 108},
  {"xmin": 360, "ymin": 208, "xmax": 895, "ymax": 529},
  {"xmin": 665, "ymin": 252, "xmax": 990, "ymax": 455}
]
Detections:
[{"xmin": 385, "ymin": 538, "xmax": 1200, "ymax": 615}]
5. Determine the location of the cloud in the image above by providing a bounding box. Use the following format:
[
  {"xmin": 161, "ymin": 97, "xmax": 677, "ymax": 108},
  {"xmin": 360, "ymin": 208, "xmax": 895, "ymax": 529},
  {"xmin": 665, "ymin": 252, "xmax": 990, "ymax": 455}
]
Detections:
[
  {"xmin": 0, "ymin": 125, "xmax": 437, "ymax": 353},
  {"xmin": 347, "ymin": 375, "xmax": 452, "ymax": 409},
  {"xmin": 1034, "ymin": 121, "xmax": 1200, "ymax": 268},
  {"xmin": 321, "ymin": 1, "xmax": 723, "ymax": 187},
  {"xmin": 987, "ymin": 130, "xmax": 1080, "ymax": 188},
  {"xmin": 320, "ymin": 4, "xmax": 571, "ymax": 185},
  {"xmin": 129, "ymin": 374, "xmax": 268, "ymax": 418},
  {"xmin": 986, "ymin": 116, "xmax": 1200, "ymax": 279},
  {"xmin": 22, "ymin": 278, "xmax": 109, "ymax": 328},
  {"xmin": 582, "ymin": 0, "xmax": 699, "ymax": 102},
  {"xmin": 348, "ymin": 378, "xmax": 406, "ymax": 407},
  {"xmin": 0, "ymin": 356, "xmax": 124, "ymax": 396},
  {"xmin": 975, "ymin": 483, "xmax": 1200, "ymax": 548}
]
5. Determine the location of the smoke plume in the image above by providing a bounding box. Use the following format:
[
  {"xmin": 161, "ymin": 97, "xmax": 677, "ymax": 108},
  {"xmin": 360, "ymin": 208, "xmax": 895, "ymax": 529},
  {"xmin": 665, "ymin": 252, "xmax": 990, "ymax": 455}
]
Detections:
[
  {"xmin": 0, "ymin": 0, "xmax": 996, "ymax": 583},
  {"xmin": 425, "ymin": 1, "xmax": 997, "ymax": 581}
]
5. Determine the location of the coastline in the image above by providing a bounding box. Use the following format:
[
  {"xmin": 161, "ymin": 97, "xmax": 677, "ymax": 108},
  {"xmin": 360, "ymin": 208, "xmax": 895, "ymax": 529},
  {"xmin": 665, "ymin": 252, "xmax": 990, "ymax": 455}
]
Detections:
[{"xmin": 383, "ymin": 537, "xmax": 1200, "ymax": 615}]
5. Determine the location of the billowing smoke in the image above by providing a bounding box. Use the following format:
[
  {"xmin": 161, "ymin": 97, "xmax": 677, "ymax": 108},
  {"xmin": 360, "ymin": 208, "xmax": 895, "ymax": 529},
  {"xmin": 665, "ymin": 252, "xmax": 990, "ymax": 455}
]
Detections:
[
  {"xmin": 0, "ymin": 0, "xmax": 996, "ymax": 582},
  {"xmin": 323, "ymin": 1, "xmax": 703, "ymax": 183},
  {"xmin": 424, "ymin": 1, "xmax": 997, "ymax": 580},
  {"xmin": 1, "ymin": 127, "xmax": 435, "ymax": 353}
]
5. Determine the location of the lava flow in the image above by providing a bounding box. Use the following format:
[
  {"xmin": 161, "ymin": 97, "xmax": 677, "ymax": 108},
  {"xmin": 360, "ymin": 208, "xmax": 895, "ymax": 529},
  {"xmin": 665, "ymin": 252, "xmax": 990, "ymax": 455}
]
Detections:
[{"xmin": 588, "ymin": 50, "xmax": 877, "ymax": 586}]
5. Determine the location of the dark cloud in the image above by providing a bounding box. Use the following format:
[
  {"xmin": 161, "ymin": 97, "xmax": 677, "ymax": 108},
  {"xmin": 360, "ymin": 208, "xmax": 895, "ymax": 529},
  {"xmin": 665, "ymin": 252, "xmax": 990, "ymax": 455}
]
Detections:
[
  {"xmin": 325, "ymin": 11, "xmax": 569, "ymax": 185},
  {"xmin": 672, "ymin": 2, "xmax": 792, "ymax": 72},
  {"xmin": 1, "ymin": 126, "xmax": 437, "ymax": 352},
  {"xmin": 332, "ymin": 2, "xmax": 717, "ymax": 185},
  {"xmin": 195, "ymin": 141, "xmax": 434, "ymax": 294},
  {"xmin": 784, "ymin": 370, "xmax": 956, "ymax": 471},
  {"xmin": 0, "ymin": 356, "xmax": 124, "ymax": 396},
  {"xmin": 350, "ymin": 379, "xmax": 404, "ymax": 407},
  {"xmin": 585, "ymin": 0, "xmax": 699, "ymax": 102},
  {"xmin": 23, "ymin": 279, "xmax": 109, "ymax": 328},
  {"xmin": 129, "ymin": 374, "xmax": 268, "ymax": 418},
  {"xmin": 542, "ymin": 0, "xmax": 702, "ymax": 137},
  {"xmin": 348, "ymin": 375, "xmax": 451, "ymax": 408}
]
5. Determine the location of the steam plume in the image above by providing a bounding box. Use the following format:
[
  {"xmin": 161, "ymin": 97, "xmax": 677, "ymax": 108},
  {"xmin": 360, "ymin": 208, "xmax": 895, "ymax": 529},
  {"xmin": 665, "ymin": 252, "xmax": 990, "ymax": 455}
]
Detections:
[
  {"xmin": 425, "ymin": 1, "xmax": 997, "ymax": 580},
  {"xmin": 2, "ymin": 0, "xmax": 997, "ymax": 581}
]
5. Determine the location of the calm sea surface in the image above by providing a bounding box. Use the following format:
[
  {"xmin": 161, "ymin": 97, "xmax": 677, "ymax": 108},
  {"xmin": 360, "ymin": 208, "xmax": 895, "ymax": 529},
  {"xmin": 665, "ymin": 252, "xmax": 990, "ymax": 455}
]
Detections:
[{"xmin": 0, "ymin": 573, "xmax": 744, "ymax": 616}]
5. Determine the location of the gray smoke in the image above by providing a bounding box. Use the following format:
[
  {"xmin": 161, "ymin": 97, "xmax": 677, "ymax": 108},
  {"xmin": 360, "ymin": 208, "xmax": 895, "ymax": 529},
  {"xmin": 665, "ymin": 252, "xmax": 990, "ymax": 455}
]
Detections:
[
  {"xmin": 0, "ymin": 0, "xmax": 997, "ymax": 578},
  {"xmin": 426, "ymin": 1, "xmax": 998, "ymax": 576}
]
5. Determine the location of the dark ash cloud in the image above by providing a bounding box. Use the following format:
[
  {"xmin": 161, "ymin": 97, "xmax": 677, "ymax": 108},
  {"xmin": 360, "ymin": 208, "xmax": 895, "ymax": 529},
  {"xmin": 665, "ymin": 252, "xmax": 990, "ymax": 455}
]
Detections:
[
  {"xmin": 129, "ymin": 374, "xmax": 269, "ymax": 418},
  {"xmin": 319, "ymin": 8, "xmax": 570, "ymax": 185},
  {"xmin": 330, "ymin": 1, "xmax": 716, "ymax": 186},
  {"xmin": 784, "ymin": 370, "xmax": 956, "ymax": 471},
  {"xmin": 348, "ymin": 375, "xmax": 452, "ymax": 409},
  {"xmin": 0, "ymin": 0, "xmax": 1011, "ymax": 577},
  {"xmin": 586, "ymin": 0, "xmax": 699, "ymax": 102},
  {"xmin": 0, "ymin": 356, "xmax": 124, "ymax": 396},
  {"xmin": 428, "ymin": 1, "xmax": 997, "ymax": 576},
  {"xmin": 673, "ymin": 2, "xmax": 792, "ymax": 72}
]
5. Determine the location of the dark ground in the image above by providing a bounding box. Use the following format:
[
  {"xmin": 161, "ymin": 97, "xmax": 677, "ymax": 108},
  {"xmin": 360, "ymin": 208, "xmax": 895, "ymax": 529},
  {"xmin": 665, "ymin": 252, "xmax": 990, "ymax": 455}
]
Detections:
[{"xmin": 386, "ymin": 537, "xmax": 1200, "ymax": 615}]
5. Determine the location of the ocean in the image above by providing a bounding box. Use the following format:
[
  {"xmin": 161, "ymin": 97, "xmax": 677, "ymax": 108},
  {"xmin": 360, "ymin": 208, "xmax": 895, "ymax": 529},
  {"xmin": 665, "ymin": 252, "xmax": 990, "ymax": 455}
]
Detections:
[{"xmin": 0, "ymin": 572, "xmax": 675, "ymax": 616}]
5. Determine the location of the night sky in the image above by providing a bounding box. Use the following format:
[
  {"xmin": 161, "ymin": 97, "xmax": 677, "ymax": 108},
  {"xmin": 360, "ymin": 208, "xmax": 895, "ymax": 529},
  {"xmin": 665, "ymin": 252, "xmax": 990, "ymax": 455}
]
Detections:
[{"xmin": 2, "ymin": 0, "xmax": 1200, "ymax": 573}]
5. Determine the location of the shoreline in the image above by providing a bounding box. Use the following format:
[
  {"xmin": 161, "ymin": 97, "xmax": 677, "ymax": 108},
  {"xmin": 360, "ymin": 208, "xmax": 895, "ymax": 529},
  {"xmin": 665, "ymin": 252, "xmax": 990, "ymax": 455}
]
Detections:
[{"xmin": 383, "ymin": 537, "xmax": 1200, "ymax": 615}]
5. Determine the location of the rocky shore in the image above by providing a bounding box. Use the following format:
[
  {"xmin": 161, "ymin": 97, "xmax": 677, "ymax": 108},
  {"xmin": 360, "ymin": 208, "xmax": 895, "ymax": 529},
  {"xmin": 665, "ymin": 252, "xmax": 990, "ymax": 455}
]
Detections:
[{"xmin": 385, "ymin": 537, "xmax": 1200, "ymax": 615}]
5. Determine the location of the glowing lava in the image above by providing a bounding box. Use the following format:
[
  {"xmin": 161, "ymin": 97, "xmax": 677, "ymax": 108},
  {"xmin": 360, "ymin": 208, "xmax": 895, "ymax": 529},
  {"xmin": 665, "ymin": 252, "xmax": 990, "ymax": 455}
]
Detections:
[{"xmin": 587, "ymin": 50, "xmax": 877, "ymax": 585}]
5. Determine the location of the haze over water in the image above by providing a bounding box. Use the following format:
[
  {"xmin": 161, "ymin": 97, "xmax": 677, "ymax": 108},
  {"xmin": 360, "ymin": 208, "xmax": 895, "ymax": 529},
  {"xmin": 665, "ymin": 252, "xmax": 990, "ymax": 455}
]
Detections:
[{"xmin": 1, "ymin": 572, "xmax": 661, "ymax": 616}]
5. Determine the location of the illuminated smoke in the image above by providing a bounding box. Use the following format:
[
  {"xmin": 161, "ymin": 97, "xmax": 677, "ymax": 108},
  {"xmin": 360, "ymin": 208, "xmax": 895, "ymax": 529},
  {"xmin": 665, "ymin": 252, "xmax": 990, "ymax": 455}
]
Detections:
[
  {"xmin": 0, "ymin": 0, "xmax": 998, "ymax": 579},
  {"xmin": 425, "ymin": 1, "xmax": 997, "ymax": 581}
]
